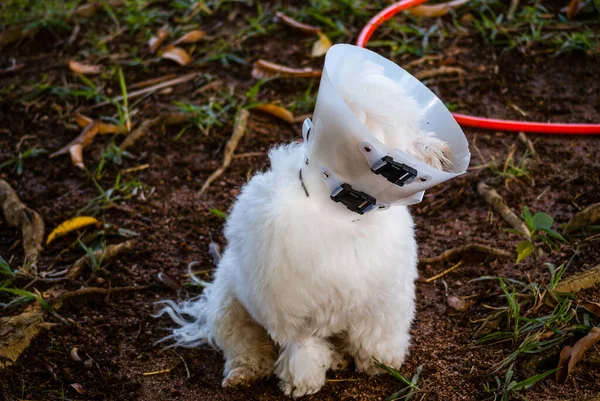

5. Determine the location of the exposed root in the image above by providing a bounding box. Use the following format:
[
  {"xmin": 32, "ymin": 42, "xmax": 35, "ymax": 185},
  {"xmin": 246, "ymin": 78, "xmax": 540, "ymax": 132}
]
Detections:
[
  {"xmin": 52, "ymin": 285, "xmax": 152, "ymax": 309},
  {"xmin": 199, "ymin": 109, "xmax": 249, "ymax": 196},
  {"xmin": 477, "ymin": 181, "xmax": 530, "ymax": 236},
  {"xmin": 419, "ymin": 244, "xmax": 511, "ymax": 265},
  {"xmin": 0, "ymin": 179, "xmax": 45, "ymax": 275},
  {"xmin": 67, "ymin": 239, "xmax": 136, "ymax": 279},
  {"xmin": 425, "ymin": 260, "xmax": 464, "ymax": 283},
  {"xmin": 119, "ymin": 113, "xmax": 192, "ymax": 151}
]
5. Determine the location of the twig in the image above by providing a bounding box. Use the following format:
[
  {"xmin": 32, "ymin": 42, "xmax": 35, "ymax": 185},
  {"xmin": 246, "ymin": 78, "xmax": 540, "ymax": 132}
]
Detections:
[
  {"xmin": 419, "ymin": 244, "xmax": 511, "ymax": 265},
  {"xmin": 425, "ymin": 261, "xmax": 464, "ymax": 282},
  {"xmin": 508, "ymin": 0, "xmax": 520, "ymax": 20},
  {"xmin": 67, "ymin": 239, "xmax": 136, "ymax": 279},
  {"xmin": 53, "ymin": 284, "xmax": 152, "ymax": 309},
  {"xmin": 90, "ymin": 72, "xmax": 199, "ymax": 109},
  {"xmin": 119, "ymin": 113, "xmax": 192, "ymax": 151},
  {"xmin": 414, "ymin": 66, "xmax": 466, "ymax": 81},
  {"xmin": 199, "ymin": 109, "xmax": 249, "ymax": 196},
  {"xmin": 477, "ymin": 181, "xmax": 530, "ymax": 236},
  {"xmin": 0, "ymin": 179, "xmax": 45, "ymax": 275}
]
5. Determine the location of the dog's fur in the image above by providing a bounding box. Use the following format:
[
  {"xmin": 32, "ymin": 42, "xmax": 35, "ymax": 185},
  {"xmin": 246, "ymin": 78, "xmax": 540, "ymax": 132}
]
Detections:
[{"xmin": 157, "ymin": 63, "xmax": 450, "ymax": 398}]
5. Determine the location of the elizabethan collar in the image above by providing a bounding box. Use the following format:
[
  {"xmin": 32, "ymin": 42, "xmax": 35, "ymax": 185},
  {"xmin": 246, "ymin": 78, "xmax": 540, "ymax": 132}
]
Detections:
[{"xmin": 302, "ymin": 44, "xmax": 470, "ymax": 216}]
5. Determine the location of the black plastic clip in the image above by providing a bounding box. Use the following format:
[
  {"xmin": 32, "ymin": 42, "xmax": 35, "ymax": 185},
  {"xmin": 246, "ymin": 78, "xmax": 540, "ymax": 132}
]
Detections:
[
  {"xmin": 372, "ymin": 156, "xmax": 417, "ymax": 187},
  {"xmin": 330, "ymin": 183, "xmax": 376, "ymax": 215}
]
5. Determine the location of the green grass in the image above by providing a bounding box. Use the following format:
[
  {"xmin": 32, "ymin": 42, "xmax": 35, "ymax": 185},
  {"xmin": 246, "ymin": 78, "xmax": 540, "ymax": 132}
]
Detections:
[{"xmin": 0, "ymin": 147, "xmax": 47, "ymax": 175}]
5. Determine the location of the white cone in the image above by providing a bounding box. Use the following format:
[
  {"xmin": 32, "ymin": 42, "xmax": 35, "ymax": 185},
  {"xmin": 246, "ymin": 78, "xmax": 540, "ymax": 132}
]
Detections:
[{"xmin": 302, "ymin": 44, "xmax": 470, "ymax": 215}]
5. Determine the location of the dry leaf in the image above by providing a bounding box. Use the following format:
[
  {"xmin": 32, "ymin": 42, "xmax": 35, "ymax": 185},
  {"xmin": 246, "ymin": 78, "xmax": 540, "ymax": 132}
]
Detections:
[
  {"xmin": 70, "ymin": 347, "xmax": 82, "ymax": 362},
  {"xmin": 447, "ymin": 295, "xmax": 472, "ymax": 312},
  {"xmin": 50, "ymin": 121, "xmax": 101, "ymax": 169},
  {"xmin": 46, "ymin": 216, "xmax": 100, "ymax": 245},
  {"xmin": 157, "ymin": 272, "xmax": 183, "ymax": 291},
  {"xmin": 70, "ymin": 383, "xmax": 87, "ymax": 394},
  {"xmin": 149, "ymin": 25, "xmax": 170, "ymax": 53},
  {"xmin": 563, "ymin": 203, "xmax": 600, "ymax": 234},
  {"xmin": 252, "ymin": 59, "xmax": 321, "ymax": 80},
  {"xmin": 409, "ymin": 0, "xmax": 470, "ymax": 17},
  {"xmin": 580, "ymin": 300, "xmax": 600, "ymax": 317},
  {"xmin": 252, "ymin": 104, "xmax": 295, "ymax": 123},
  {"xmin": 414, "ymin": 66, "xmax": 466, "ymax": 80},
  {"xmin": 275, "ymin": 11, "xmax": 321, "ymax": 35},
  {"xmin": 161, "ymin": 46, "xmax": 191, "ymax": 66},
  {"xmin": 68, "ymin": 60, "xmax": 102, "ymax": 75},
  {"xmin": 554, "ymin": 265, "xmax": 600, "ymax": 294},
  {"xmin": 0, "ymin": 308, "xmax": 53, "ymax": 369},
  {"xmin": 556, "ymin": 327, "xmax": 600, "ymax": 384},
  {"xmin": 171, "ymin": 30, "xmax": 206, "ymax": 46},
  {"xmin": 72, "ymin": 1, "xmax": 124, "ymax": 19},
  {"xmin": 74, "ymin": 113, "xmax": 93, "ymax": 128},
  {"xmin": 566, "ymin": 0, "xmax": 583, "ymax": 19},
  {"xmin": 311, "ymin": 32, "xmax": 332, "ymax": 58}
]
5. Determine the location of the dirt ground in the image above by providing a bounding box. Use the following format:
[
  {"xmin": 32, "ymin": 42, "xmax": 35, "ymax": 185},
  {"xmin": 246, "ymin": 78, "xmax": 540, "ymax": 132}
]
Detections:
[{"xmin": 1, "ymin": 1, "xmax": 599, "ymax": 400}]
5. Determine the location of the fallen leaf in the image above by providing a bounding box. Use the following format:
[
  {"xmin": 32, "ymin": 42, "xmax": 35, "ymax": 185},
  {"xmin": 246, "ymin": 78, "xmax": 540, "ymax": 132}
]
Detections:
[
  {"xmin": 50, "ymin": 122, "xmax": 101, "ymax": 170},
  {"xmin": 252, "ymin": 104, "xmax": 295, "ymax": 123},
  {"xmin": 563, "ymin": 203, "xmax": 600, "ymax": 234},
  {"xmin": 447, "ymin": 295, "xmax": 472, "ymax": 312},
  {"xmin": 149, "ymin": 25, "xmax": 170, "ymax": 53},
  {"xmin": 414, "ymin": 66, "xmax": 466, "ymax": 80},
  {"xmin": 171, "ymin": 30, "xmax": 206, "ymax": 46},
  {"xmin": 157, "ymin": 272, "xmax": 183, "ymax": 291},
  {"xmin": 566, "ymin": 0, "xmax": 583, "ymax": 19},
  {"xmin": 0, "ymin": 26, "xmax": 29, "ymax": 47},
  {"xmin": 161, "ymin": 46, "xmax": 191, "ymax": 66},
  {"xmin": 74, "ymin": 115, "xmax": 126, "ymax": 135},
  {"xmin": 68, "ymin": 60, "xmax": 102, "ymax": 75},
  {"xmin": 73, "ymin": 3, "xmax": 101, "ymax": 18},
  {"xmin": 251, "ymin": 59, "xmax": 321, "ymax": 79},
  {"xmin": 70, "ymin": 383, "xmax": 87, "ymax": 394},
  {"xmin": 74, "ymin": 113, "xmax": 93, "ymax": 128},
  {"xmin": 275, "ymin": 11, "xmax": 321, "ymax": 35},
  {"xmin": 70, "ymin": 347, "xmax": 82, "ymax": 362},
  {"xmin": 580, "ymin": 300, "xmax": 600, "ymax": 317},
  {"xmin": 46, "ymin": 216, "xmax": 101, "ymax": 245},
  {"xmin": 556, "ymin": 327, "xmax": 600, "ymax": 384},
  {"xmin": 0, "ymin": 308, "xmax": 53, "ymax": 368},
  {"xmin": 409, "ymin": 0, "xmax": 470, "ymax": 17},
  {"xmin": 554, "ymin": 265, "xmax": 600, "ymax": 294},
  {"xmin": 311, "ymin": 32, "xmax": 332, "ymax": 58}
]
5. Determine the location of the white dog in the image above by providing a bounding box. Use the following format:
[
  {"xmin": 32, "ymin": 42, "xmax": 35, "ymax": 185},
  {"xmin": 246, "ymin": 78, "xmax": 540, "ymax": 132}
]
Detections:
[{"xmin": 157, "ymin": 52, "xmax": 453, "ymax": 398}]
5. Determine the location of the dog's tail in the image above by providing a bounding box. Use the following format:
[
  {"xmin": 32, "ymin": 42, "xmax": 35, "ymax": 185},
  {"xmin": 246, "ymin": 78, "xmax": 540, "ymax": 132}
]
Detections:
[{"xmin": 154, "ymin": 264, "xmax": 216, "ymax": 348}]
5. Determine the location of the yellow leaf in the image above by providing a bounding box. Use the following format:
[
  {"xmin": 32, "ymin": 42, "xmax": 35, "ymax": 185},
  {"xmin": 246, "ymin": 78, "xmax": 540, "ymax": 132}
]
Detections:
[
  {"xmin": 311, "ymin": 32, "xmax": 332, "ymax": 58},
  {"xmin": 161, "ymin": 46, "xmax": 191, "ymax": 66},
  {"xmin": 46, "ymin": 216, "xmax": 100, "ymax": 245},
  {"xmin": 252, "ymin": 104, "xmax": 295, "ymax": 124},
  {"xmin": 171, "ymin": 30, "xmax": 206, "ymax": 46}
]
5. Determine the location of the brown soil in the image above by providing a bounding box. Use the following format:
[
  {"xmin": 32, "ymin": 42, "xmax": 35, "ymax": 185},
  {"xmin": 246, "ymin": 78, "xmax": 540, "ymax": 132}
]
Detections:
[{"xmin": 1, "ymin": 1, "xmax": 599, "ymax": 401}]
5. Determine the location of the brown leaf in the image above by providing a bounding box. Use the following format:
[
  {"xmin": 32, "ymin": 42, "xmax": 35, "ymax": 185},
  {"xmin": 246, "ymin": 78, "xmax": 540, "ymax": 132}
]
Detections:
[
  {"xmin": 557, "ymin": 327, "xmax": 600, "ymax": 384},
  {"xmin": 70, "ymin": 383, "xmax": 87, "ymax": 394},
  {"xmin": 149, "ymin": 25, "xmax": 170, "ymax": 53},
  {"xmin": 556, "ymin": 345, "xmax": 572, "ymax": 384},
  {"xmin": 566, "ymin": 0, "xmax": 583, "ymax": 19},
  {"xmin": 74, "ymin": 114, "xmax": 126, "ymax": 135},
  {"xmin": 409, "ymin": 0, "xmax": 470, "ymax": 17},
  {"xmin": 563, "ymin": 203, "xmax": 600, "ymax": 234},
  {"xmin": 274, "ymin": 11, "xmax": 321, "ymax": 35},
  {"xmin": 252, "ymin": 59, "xmax": 322, "ymax": 80},
  {"xmin": 554, "ymin": 265, "xmax": 600, "ymax": 294},
  {"xmin": 447, "ymin": 295, "xmax": 472, "ymax": 312},
  {"xmin": 0, "ymin": 308, "xmax": 53, "ymax": 368},
  {"xmin": 70, "ymin": 347, "xmax": 82, "ymax": 362},
  {"xmin": 157, "ymin": 272, "xmax": 183, "ymax": 291},
  {"xmin": 414, "ymin": 66, "xmax": 466, "ymax": 81},
  {"xmin": 311, "ymin": 32, "xmax": 332, "ymax": 58},
  {"xmin": 161, "ymin": 46, "xmax": 191, "ymax": 66},
  {"xmin": 252, "ymin": 104, "xmax": 295, "ymax": 124},
  {"xmin": 68, "ymin": 60, "xmax": 102, "ymax": 75},
  {"xmin": 73, "ymin": 0, "xmax": 124, "ymax": 18},
  {"xmin": 171, "ymin": 30, "xmax": 206, "ymax": 46},
  {"xmin": 580, "ymin": 300, "xmax": 600, "ymax": 317},
  {"xmin": 50, "ymin": 121, "xmax": 100, "ymax": 170},
  {"xmin": 74, "ymin": 113, "xmax": 93, "ymax": 128}
]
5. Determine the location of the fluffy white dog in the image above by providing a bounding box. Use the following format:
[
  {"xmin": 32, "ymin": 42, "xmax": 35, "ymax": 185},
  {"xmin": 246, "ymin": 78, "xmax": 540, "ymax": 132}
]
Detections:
[{"xmin": 157, "ymin": 57, "xmax": 451, "ymax": 398}]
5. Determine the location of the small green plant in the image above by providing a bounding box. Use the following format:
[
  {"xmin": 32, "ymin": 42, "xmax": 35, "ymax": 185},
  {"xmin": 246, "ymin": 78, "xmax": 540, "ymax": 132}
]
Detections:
[
  {"xmin": 511, "ymin": 206, "xmax": 566, "ymax": 263},
  {"xmin": 375, "ymin": 360, "xmax": 422, "ymax": 401},
  {"xmin": 78, "ymin": 239, "xmax": 106, "ymax": 271},
  {"xmin": 483, "ymin": 363, "xmax": 557, "ymax": 401},
  {"xmin": 0, "ymin": 147, "xmax": 47, "ymax": 175},
  {"xmin": 0, "ymin": 255, "xmax": 14, "ymax": 277},
  {"xmin": 208, "ymin": 208, "xmax": 227, "ymax": 219}
]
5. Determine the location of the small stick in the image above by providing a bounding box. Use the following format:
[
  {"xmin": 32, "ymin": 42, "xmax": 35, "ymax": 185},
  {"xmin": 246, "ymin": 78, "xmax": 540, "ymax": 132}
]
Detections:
[
  {"xmin": 199, "ymin": 109, "xmax": 249, "ymax": 196},
  {"xmin": 0, "ymin": 179, "xmax": 45, "ymax": 275},
  {"xmin": 477, "ymin": 181, "xmax": 530, "ymax": 236},
  {"xmin": 67, "ymin": 239, "xmax": 136, "ymax": 279},
  {"xmin": 414, "ymin": 66, "xmax": 465, "ymax": 81},
  {"xmin": 90, "ymin": 72, "xmax": 199, "ymax": 109},
  {"xmin": 52, "ymin": 284, "xmax": 152, "ymax": 309},
  {"xmin": 425, "ymin": 260, "xmax": 464, "ymax": 283},
  {"xmin": 419, "ymin": 244, "xmax": 511, "ymax": 265},
  {"xmin": 119, "ymin": 113, "xmax": 191, "ymax": 151}
]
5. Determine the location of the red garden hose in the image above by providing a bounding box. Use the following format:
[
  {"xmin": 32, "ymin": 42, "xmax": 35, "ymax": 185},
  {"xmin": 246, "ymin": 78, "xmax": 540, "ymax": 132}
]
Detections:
[{"xmin": 356, "ymin": 0, "xmax": 600, "ymax": 135}]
